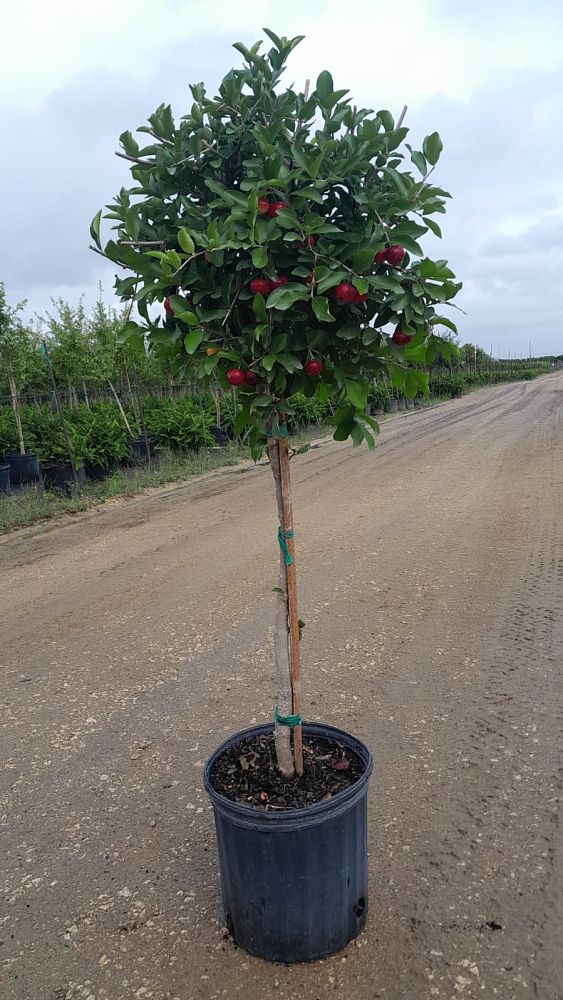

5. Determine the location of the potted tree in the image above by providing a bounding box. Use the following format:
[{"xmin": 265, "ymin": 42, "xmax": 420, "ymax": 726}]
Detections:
[
  {"xmin": 0, "ymin": 283, "xmax": 44, "ymax": 485},
  {"xmin": 93, "ymin": 29, "xmax": 460, "ymax": 963}
]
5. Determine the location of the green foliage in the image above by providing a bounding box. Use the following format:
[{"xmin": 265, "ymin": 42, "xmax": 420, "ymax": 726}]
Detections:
[
  {"xmin": 95, "ymin": 29, "xmax": 461, "ymax": 458},
  {"xmin": 142, "ymin": 396, "xmax": 214, "ymax": 450}
]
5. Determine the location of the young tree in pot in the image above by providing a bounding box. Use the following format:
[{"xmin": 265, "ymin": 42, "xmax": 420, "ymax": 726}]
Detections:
[
  {"xmin": 93, "ymin": 29, "xmax": 460, "ymax": 961},
  {"xmin": 0, "ymin": 283, "xmax": 44, "ymax": 484}
]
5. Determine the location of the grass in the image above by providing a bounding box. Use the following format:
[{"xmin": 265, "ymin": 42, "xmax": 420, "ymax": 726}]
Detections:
[{"xmin": 0, "ymin": 424, "xmax": 331, "ymax": 535}]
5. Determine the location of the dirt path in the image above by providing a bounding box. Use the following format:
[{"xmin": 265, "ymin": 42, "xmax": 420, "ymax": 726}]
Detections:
[{"xmin": 1, "ymin": 374, "xmax": 563, "ymax": 1000}]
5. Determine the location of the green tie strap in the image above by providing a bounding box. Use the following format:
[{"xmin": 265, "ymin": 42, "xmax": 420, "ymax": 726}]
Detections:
[
  {"xmin": 277, "ymin": 526, "xmax": 294, "ymax": 566},
  {"xmin": 274, "ymin": 705, "xmax": 302, "ymax": 728}
]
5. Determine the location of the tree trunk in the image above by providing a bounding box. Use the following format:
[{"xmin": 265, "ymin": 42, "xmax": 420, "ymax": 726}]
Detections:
[
  {"xmin": 82, "ymin": 379, "xmax": 90, "ymax": 410},
  {"xmin": 267, "ymin": 435, "xmax": 304, "ymax": 776},
  {"xmin": 7, "ymin": 369, "xmax": 25, "ymax": 454}
]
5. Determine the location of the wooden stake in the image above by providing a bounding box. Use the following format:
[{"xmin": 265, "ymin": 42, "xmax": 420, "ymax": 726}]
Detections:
[
  {"xmin": 6, "ymin": 367, "xmax": 25, "ymax": 454},
  {"xmin": 277, "ymin": 435, "xmax": 303, "ymax": 775},
  {"xmin": 108, "ymin": 379, "xmax": 133, "ymax": 435},
  {"xmin": 267, "ymin": 438, "xmax": 295, "ymax": 777},
  {"xmin": 397, "ymin": 105, "xmax": 408, "ymax": 128}
]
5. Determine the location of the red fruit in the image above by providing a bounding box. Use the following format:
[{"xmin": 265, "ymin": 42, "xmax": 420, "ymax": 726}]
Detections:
[
  {"xmin": 226, "ymin": 368, "xmax": 246, "ymax": 386},
  {"xmin": 270, "ymin": 275, "xmax": 288, "ymax": 289},
  {"xmin": 385, "ymin": 244, "xmax": 405, "ymax": 266},
  {"xmin": 353, "ymin": 290, "xmax": 368, "ymax": 304},
  {"xmin": 163, "ymin": 297, "xmax": 174, "ymax": 316},
  {"xmin": 334, "ymin": 282, "xmax": 356, "ymax": 304},
  {"xmin": 305, "ymin": 273, "xmax": 317, "ymax": 286},
  {"xmin": 306, "ymin": 235, "xmax": 316, "ymax": 247},
  {"xmin": 245, "ymin": 371, "xmax": 259, "ymax": 386},
  {"xmin": 249, "ymin": 277, "xmax": 271, "ymax": 296},
  {"xmin": 257, "ymin": 197, "xmax": 271, "ymax": 215},
  {"xmin": 269, "ymin": 200, "xmax": 289, "ymax": 217},
  {"xmin": 304, "ymin": 358, "xmax": 323, "ymax": 376},
  {"xmin": 392, "ymin": 328, "xmax": 412, "ymax": 346},
  {"xmin": 374, "ymin": 249, "xmax": 388, "ymax": 265}
]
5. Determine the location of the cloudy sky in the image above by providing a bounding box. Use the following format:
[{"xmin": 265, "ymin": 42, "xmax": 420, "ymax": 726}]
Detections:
[{"xmin": 1, "ymin": 0, "xmax": 562, "ymax": 356}]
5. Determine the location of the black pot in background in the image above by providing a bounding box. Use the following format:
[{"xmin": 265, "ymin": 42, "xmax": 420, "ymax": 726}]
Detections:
[
  {"xmin": 0, "ymin": 464, "xmax": 10, "ymax": 493},
  {"xmin": 406, "ymin": 398, "xmax": 415, "ymax": 409},
  {"xmin": 210, "ymin": 425, "xmax": 230, "ymax": 446},
  {"xmin": 2, "ymin": 452, "xmax": 42, "ymax": 485},
  {"xmin": 42, "ymin": 462, "xmax": 86, "ymax": 493},
  {"xmin": 204, "ymin": 722, "xmax": 372, "ymax": 964},
  {"xmin": 398, "ymin": 397, "xmax": 407, "ymax": 410},
  {"xmin": 384, "ymin": 399, "xmax": 399, "ymax": 413},
  {"xmin": 129, "ymin": 436, "xmax": 153, "ymax": 463}
]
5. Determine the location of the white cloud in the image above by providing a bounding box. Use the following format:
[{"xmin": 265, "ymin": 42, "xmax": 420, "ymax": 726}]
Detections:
[{"xmin": 1, "ymin": 0, "xmax": 563, "ymax": 354}]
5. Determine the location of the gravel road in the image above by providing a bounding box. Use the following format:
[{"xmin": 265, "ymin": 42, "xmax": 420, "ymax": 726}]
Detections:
[{"xmin": 2, "ymin": 374, "xmax": 562, "ymax": 1000}]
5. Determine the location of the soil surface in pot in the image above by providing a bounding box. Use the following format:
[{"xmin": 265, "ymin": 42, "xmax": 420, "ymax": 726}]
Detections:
[{"xmin": 209, "ymin": 732, "xmax": 364, "ymax": 809}]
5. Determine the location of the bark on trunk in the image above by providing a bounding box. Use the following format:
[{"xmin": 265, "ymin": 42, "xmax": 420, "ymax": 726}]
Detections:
[
  {"xmin": 267, "ymin": 437, "xmax": 295, "ymax": 776},
  {"xmin": 267, "ymin": 434, "xmax": 304, "ymax": 776}
]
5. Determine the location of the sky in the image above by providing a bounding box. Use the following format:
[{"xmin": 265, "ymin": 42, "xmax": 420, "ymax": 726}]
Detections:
[{"xmin": 1, "ymin": 0, "xmax": 562, "ymax": 357}]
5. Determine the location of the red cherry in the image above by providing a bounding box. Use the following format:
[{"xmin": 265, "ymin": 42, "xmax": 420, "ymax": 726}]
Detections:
[
  {"xmin": 385, "ymin": 245, "xmax": 405, "ymax": 266},
  {"xmin": 374, "ymin": 250, "xmax": 388, "ymax": 265},
  {"xmin": 304, "ymin": 358, "xmax": 323, "ymax": 376},
  {"xmin": 249, "ymin": 277, "xmax": 272, "ymax": 296},
  {"xmin": 258, "ymin": 197, "xmax": 271, "ymax": 215},
  {"xmin": 163, "ymin": 297, "xmax": 174, "ymax": 316},
  {"xmin": 245, "ymin": 371, "xmax": 259, "ymax": 386},
  {"xmin": 269, "ymin": 200, "xmax": 289, "ymax": 217},
  {"xmin": 226, "ymin": 368, "xmax": 246, "ymax": 386},
  {"xmin": 270, "ymin": 275, "xmax": 288, "ymax": 290},
  {"xmin": 392, "ymin": 328, "xmax": 412, "ymax": 346},
  {"xmin": 334, "ymin": 282, "xmax": 356, "ymax": 304},
  {"xmin": 353, "ymin": 290, "xmax": 368, "ymax": 304}
]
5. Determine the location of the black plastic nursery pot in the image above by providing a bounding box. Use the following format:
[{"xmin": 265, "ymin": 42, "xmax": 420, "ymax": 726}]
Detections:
[
  {"xmin": 129, "ymin": 436, "xmax": 153, "ymax": 463},
  {"xmin": 384, "ymin": 399, "xmax": 399, "ymax": 413},
  {"xmin": 203, "ymin": 722, "xmax": 373, "ymax": 964},
  {"xmin": 42, "ymin": 462, "xmax": 86, "ymax": 493},
  {"xmin": 0, "ymin": 464, "xmax": 10, "ymax": 493},
  {"xmin": 2, "ymin": 452, "xmax": 42, "ymax": 485}
]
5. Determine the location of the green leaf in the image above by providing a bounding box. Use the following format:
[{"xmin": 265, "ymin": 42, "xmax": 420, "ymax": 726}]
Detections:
[
  {"xmin": 184, "ymin": 330, "xmax": 203, "ymax": 354},
  {"xmin": 277, "ymin": 354, "xmax": 303, "ymax": 373},
  {"xmin": 203, "ymin": 354, "xmax": 220, "ymax": 374},
  {"xmin": 176, "ymin": 310, "xmax": 198, "ymax": 326},
  {"xmin": 311, "ymin": 296, "xmax": 335, "ymax": 323},
  {"xmin": 423, "ymin": 131, "xmax": 443, "ymax": 166},
  {"xmin": 389, "ymin": 363, "xmax": 406, "ymax": 390},
  {"xmin": 409, "ymin": 149, "xmax": 427, "ymax": 175},
  {"xmin": 423, "ymin": 217, "xmax": 442, "ymax": 238},
  {"xmin": 344, "ymin": 379, "xmax": 368, "ymax": 410},
  {"xmin": 119, "ymin": 130, "xmax": 139, "ymax": 157},
  {"xmin": 265, "ymin": 283, "xmax": 309, "ymax": 310},
  {"xmin": 89, "ymin": 210, "xmax": 102, "ymax": 249},
  {"xmin": 117, "ymin": 321, "xmax": 142, "ymax": 344},
  {"xmin": 125, "ymin": 206, "xmax": 140, "ymax": 241},
  {"xmin": 252, "ymin": 293, "xmax": 268, "ymax": 324},
  {"xmin": 430, "ymin": 315, "xmax": 458, "ymax": 334},
  {"xmin": 316, "ymin": 70, "xmax": 334, "ymax": 105},
  {"xmin": 333, "ymin": 422, "xmax": 354, "ymax": 441},
  {"xmin": 316, "ymin": 270, "xmax": 348, "ymax": 294},
  {"xmin": 271, "ymin": 333, "xmax": 287, "ymax": 353},
  {"xmin": 251, "ymin": 246, "xmax": 268, "ymax": 269},
  {"xmin": 262, "ymin": 354, "xmax": 276, "ymax": 371},
  {"xmin": 337, "ymin": 323, "xmax": 361, "ymax": 341},
  {"xmin": 178, "ymin": 228, "xmax": 195, "ymax": 254},
  {"xmin": 362, "ymin": 326, "xmax": 380, "ymax": 347}
]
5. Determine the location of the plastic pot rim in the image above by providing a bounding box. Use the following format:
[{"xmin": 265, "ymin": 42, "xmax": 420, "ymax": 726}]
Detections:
[{"xmin": 203, "ymin": 721, "xmax": 373, "ymax": 832}]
